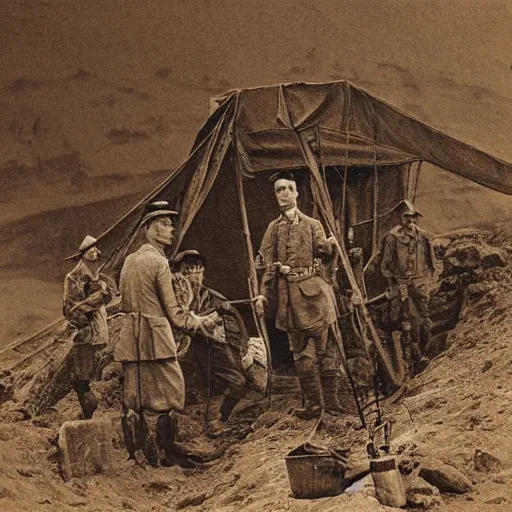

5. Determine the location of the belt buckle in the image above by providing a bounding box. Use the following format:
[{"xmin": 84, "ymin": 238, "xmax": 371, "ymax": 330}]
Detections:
[{"xmin": 288, "ymin": 269, "xmax": 299, "ymax": 280}]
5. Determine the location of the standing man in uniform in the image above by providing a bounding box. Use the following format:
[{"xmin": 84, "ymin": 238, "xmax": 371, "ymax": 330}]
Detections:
[
  {"xmin": 116, "ymin": 202, "xmax": 218, "ymax": 467},
  {"xmin": 255, "ymin": 171, "xmax": 343, "ymax": 419},
  {"xmin": 380, "ymin": 200, "xmax": 435, "ymax": 375},
  {"xmin": 62, "ymin": 235, "xmax": 118, "ymax": 419}
]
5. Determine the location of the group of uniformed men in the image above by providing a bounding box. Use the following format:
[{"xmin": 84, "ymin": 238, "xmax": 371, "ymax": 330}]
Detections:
[{"xmin": 61, "ymin": 170, "xmax": 435, "ymax": 467}]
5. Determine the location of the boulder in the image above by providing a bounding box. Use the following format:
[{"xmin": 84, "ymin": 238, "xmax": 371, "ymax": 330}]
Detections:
[
  {"xmin": 58, "ymin": 419, "xmax": 114, "ymax": 480},
  {"xmin": 404, "ymin": 474, "xmax": 445, "ymax": 509},
  {"xmin": 418, "ymin": 458, "xmax": 473, "ymax": 494},
  {"xmin": 473, "ymin": 449, "xmax": 502, "ymax": 473}
]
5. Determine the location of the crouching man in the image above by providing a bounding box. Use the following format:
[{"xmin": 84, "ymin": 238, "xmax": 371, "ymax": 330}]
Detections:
[
  {"xmin": 171, "ymin": 250, "xmax": 249, "ymax": 438},
  {"xmin": 116, "ymin": 203, "xmax": 218, "ymax": 467}
]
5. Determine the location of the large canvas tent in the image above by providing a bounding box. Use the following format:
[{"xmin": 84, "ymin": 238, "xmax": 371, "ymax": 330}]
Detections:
[{"xmin": 97, "ymin": 80, "xmax": 512, "ymax": 298}]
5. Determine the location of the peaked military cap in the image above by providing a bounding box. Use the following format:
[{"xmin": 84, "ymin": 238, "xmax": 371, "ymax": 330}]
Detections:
[
  {"xmin": 141, "ymin": 200, "xmax": 179, "ymax": 225},
  {"xmin": 269, "ymin": 170, "xmax": 297, "ymax": 184}
]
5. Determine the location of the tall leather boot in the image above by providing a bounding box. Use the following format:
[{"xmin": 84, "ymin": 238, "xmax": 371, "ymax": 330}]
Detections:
[
  {"xmin": 205, "ymin": 395, "xmax": 229, "ymax": 439},
  {"xmin": 320, "ymin": 370, "xmax": 344, "ymax": 415},
  {"xmin": 156, "ymin": 413, "xmax": 204, "ymax": 468},
  {"xmin": 121, "ymin": 411, "xmax": 137, "ymax": 460},
  {"xmin": 156, "ymin": 413, "xmax": 177, "ymax": 466},
  {"xmin": 135, "ymin": 413, "xmax": 158, "ymax": 467},
  {"xmin": 73, "ymin": 380, "xmax": 98, "ymax": 419},
  {"xmin": 220, "ymin": 386, "xmax": 246, "ymax": 423},
  {"xmin": 294, "ymin": 369, "xmax": 323, "ymax": 420}
]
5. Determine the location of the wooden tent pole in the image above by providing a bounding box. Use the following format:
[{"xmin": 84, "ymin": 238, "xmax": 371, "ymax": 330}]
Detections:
[
  {"xmin": 234, "ymin": 162, "xmax": 273, "ymax": 404},
  {"xmin": 280, "ymin": 117, "xmax": 404, "ymax": 387},
  {"xmin": 341, "ymin": 132, "xmax": 350, "ymax": 234},
  {"xmin": 232, "ymin": 95, "xmax": 273, "ymax": 403},
  {"xmin": 371, "ymin": 141, "xmax": 379, "ymax": 258}
]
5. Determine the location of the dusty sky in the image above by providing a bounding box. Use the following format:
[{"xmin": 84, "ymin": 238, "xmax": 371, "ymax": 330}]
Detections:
[{"xmin": 1, "ymin": 1, "xmax": 512, "ymax": 176}]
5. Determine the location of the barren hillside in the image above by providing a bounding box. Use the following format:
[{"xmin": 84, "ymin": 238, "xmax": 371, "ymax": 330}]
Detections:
[{"xmin": 0, "ymin": 225, "xmax": 511, "ymax": 511}]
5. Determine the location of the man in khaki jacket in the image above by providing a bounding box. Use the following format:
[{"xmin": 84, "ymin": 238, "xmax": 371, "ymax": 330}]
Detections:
[
  {"xmin": 62, "ymin": 235, "xmax": 118, "ymax": 418},
  {"xmin": 380, "ymin": 199, "xmax": 435, "ymax": 375},
  {"xmin": 255, "ymin": 171, "xmax": 342, "ymax": 419},
  {"xmin": 116, "ymin": 202, "xmax": 217, "ymax": 467}
]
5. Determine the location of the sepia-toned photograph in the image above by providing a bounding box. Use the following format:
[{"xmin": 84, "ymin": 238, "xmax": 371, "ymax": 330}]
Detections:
[{"xmin": 0, "ymin": 1, "xmax": 511, "ymax": 510}]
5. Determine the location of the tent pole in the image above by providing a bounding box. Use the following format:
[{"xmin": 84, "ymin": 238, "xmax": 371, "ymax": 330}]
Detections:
[
  {"xmin": 233, "ymin": 152, "xmax": 273, "ymax": 406},
  {"xmin": 290, "ymin": 131, "xmax": 404, "ymax": 388},
  {"xmin": 371, "ymin": 140, "xmax": 379, "ymax": 258},
  {"xmin": 341, "ymin": 132, "xmax": 350, "ymax": 234},
  {"xmin": 412, "ymin": 161, "xmax": 422, "ymax": 202}
]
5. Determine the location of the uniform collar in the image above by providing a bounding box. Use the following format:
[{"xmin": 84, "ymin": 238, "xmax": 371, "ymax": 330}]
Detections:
[
  {"xmin": 281, "ymin": 206, "xmax": 298, "ymax": 221},
  {"xmin": 72, "ymin": 259, "xmax": 100, "ymax": 281},
  {"xmin": 400, "ymin": 223, "xmax": 419, "ymax": 236},
  {"xmin": 141, "ymin": 242, "xmax": 167, "ymax": 258}
]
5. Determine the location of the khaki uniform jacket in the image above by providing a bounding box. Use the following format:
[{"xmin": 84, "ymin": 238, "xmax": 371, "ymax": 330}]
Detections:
[
  {"xmin": 63, "ymin": 259, "xmax": 117, "ymax": 346},
  {"xmin": 258, "ymin": 209, "xmax": 337, "ymax": 332},
  {"xmin": 116, "ymin": 243, "xmax": 191, "ymax": 362},
  {"xmin": 380, "ymin": 224, "xmax": 435, "ymax": 282}
]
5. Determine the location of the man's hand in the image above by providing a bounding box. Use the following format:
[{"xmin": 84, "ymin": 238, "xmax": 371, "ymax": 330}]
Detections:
[
  {"xmin": 326, "ymin": 235, "xmax": 338, "ymax": 252},
  {"xmin": 202, "ymin": 311, "xmax": 220, "ymax": 331},
  {"xmin": 85, "ymin": 290, "xmax": 106, "ymax": 308},
  {"xmin": 187, "ymin": 311, "xmax": 220, "ymax": 335},
  {"xmin": 254, "ymin": 295, "xmax": 266, "ymax": 316}
]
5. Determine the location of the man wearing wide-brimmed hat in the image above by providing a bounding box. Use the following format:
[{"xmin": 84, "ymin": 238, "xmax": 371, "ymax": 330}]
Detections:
[
  {"xmin": 380, "ymin": 199, "xmax": 436, "ymax": 376},
  {"xmin": 116, "ymin": 201, "xmax": 218, "ymax": 467},
  {"xmin": 62, "ymin": 235, "xmax": 119, "ymax": 419}
]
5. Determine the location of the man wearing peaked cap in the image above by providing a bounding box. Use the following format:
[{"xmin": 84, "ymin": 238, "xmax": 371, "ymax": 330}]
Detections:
[
  {"xmin": 116, "ymin": 202, "xmax": 217, "ymax": 467},
  {"xmin": 255, "ymin": 170, "xmax": 343, "ymax": 420},
  {"xmin": 62, "ymin": 235, "xmax": 119, "ymax": 419},
  {"xmin": 140, "ymin": 200, "xmax": 179, "ymax": 226},
  {"xmin": 380, "ymin": 199, "xmax": 435, "ymax": 377}
]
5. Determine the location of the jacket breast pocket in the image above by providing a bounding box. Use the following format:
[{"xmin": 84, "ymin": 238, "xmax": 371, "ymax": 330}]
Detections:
[
  {"xmin": 298, "ymin": 278, "xmax": 322, "ymax": 297},
  {"xmin": 148, "ymin": 316, "xmax": 177, "ymax": 359}
]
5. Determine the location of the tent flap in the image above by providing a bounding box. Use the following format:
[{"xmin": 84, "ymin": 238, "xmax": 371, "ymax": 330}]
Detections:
[{"xmin": 231, "ymin": 81, "xmax": 512, "ymax": 194}]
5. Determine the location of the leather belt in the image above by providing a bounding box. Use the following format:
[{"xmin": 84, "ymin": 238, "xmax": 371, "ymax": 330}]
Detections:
[{"xmin": 280, "ymin": 265, "xmax": 318, "ymax": 282}]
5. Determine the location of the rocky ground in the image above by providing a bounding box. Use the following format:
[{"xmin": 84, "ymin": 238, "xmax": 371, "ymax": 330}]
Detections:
[{"xmin": 0, "ymin": 225, "xmax": 511, "ymax": 511}]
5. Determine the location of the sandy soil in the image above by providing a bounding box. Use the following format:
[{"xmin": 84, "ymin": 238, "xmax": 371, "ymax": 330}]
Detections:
[{"xmin": 0, "ymin": 226, "xmax": 510, "ymax": 511}]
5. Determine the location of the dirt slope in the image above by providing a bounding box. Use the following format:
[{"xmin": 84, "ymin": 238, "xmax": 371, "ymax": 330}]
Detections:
[{"xmin": 0, "ymin": 225, "xmax": 510, "ymax": 511}]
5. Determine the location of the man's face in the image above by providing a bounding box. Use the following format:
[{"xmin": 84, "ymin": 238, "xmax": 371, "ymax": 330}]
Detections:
[
  {"xmin": 82, "ymin": 246, "xmax": 101, "ymax": 262},
  {"xmin": 182, "ymin": 263, "xmax": 205, "ymax": 287},
  {"xmin": 147, "ymin": 216, "xmax": 174, "ymax": 246},
  {"xmin": 274, "ymin": 178, "xmax": 298, "ymax": 210},
  {"xmin": 401, "ymin": 213, "xmax": 416, "ymax": 228}
]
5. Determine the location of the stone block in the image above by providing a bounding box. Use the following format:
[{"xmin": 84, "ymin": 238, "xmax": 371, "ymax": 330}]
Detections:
[
  {"xmin": 404, "ymin": 474, "xmax": 445, "ymax": 509},
  {"xmin": 419, "ymin": 458, "xmax": 473, "ymax": 494},
  {"xmin": 59, "ymin": 419, "xmax": 114, "ymax": 480}
]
